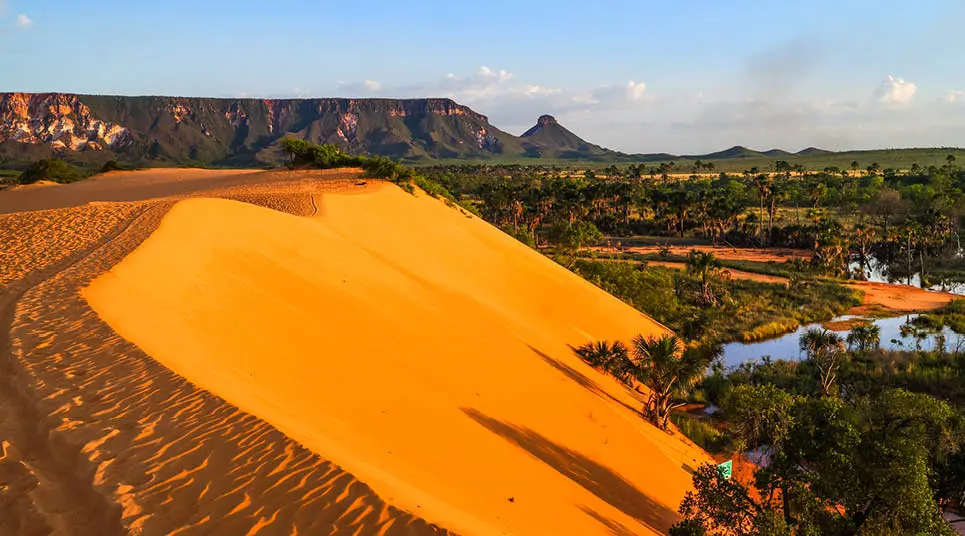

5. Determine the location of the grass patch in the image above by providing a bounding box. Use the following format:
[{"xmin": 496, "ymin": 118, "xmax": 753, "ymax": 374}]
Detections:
[
  {"xmin": 590, "ymin": 250, "xmax": 827, "ymax": 281},
  {"xmin": 670, "ymin": 412, "xmax": 731, "ymax": 454},
  {"xmin": 918, "ymin": 299, "xmax": 965, "ymax": 335}
]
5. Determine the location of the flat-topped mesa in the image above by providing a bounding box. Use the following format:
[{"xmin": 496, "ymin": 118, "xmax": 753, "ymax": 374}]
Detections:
[{"xmin": 0, "ymin": 93, "xmax": 509, "ymax": 162}]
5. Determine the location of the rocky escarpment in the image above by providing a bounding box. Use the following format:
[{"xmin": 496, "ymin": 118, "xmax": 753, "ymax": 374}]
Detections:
[
  {"xmin": 0, "ymin": 93, "xmax": 133, "ymax": 152},
  {"xmin": 0, "ymin": 94, "xmax": 537, "ymax": 165}
]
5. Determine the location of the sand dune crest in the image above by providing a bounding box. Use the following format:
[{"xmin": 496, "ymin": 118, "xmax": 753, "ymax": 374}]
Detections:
[{"xmin": 84, "ymin": 186, "xmax": 708, "ymax": 536}]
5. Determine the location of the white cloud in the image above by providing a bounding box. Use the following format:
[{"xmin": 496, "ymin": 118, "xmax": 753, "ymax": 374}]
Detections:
[
  {"xmin": 945, "ymin": 90, "xmax": 965, "ymax": 103},
  {"xmin": 476, "ymin": 66, "xmax": 513, "ymax": 83},
  {"xmin": 16, "ymin": 13, "xmax": 31, "ymax": 28},
  {"xmin": 628, "ymin": 81, "xmax": 647, "ymax": 101},
  {"xmin": 517, "ymin": 85, "xmax": 562, "ymax": 97},
  {"xmin": 277, "ymin": 62, "xmax": 965, "ymax": 153},
  {"xmin": 875, "ymin": 75, "xmax": 917, "ymax": 105},
  {"xmin": 328, "ymin": 66, "xmax": 657, "ymax": 136},
  {"xmin": 587, "ymin": 80, "xmax": 648, "ymax": 106}
]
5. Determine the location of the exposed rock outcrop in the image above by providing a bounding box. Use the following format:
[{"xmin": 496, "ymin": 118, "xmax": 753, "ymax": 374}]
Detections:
[{"xmin": 0, "ymin": 93, "xmax": 132, "ymax": 152}]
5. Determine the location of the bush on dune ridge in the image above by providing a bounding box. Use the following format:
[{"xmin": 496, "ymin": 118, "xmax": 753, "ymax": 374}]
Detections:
[{"xmin": 280, "ymin": 138, "xmax": 456, "ymax": 200}]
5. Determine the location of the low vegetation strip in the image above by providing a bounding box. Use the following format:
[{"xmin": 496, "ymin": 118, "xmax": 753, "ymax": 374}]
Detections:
[{"xmin": 568, "ymin": 257, "xmax": 858, "ymax": 347}]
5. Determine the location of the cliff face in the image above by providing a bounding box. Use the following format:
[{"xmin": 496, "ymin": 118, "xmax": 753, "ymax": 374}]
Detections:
[
  {"xmin": 0, "ymin": 93, "xmax": 528, "ymax": 165},
  {"xmin": 0, "ymin": 93, "xmax": 133, "ymax": 152}
]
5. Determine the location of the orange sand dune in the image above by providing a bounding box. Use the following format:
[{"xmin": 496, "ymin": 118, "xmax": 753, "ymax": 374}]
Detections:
[
  {"xmin": 0, "ymin": 167, "xmax": 363, "ymax": 214},
  {"xmin": 85, "ymin": 186, "xmax": 710, "ymax": 536}
]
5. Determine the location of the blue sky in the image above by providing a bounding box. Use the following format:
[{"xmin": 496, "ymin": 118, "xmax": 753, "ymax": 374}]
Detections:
[{"xmin": 4, "ymin": 0, "xmax": 965, "ymax": 153}]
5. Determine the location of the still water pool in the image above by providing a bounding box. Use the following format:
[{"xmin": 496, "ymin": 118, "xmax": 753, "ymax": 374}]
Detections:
[{"xmin": 721, "ymin": 314, "xmax": 964, "ymax": 368}]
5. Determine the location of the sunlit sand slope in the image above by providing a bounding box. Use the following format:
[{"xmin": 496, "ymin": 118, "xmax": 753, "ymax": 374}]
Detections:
[{"xmin": 85, "ymin": 185, "xmax": 710, "ymax": 536}]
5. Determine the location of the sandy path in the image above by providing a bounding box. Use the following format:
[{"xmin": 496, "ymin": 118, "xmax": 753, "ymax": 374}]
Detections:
[
  {"xmin": 605, "ymin": 245, "xmax": 811, "ymax": 263},
  {"xmin": 846, "ymin": 281, "xmax": 959, "ymax": 315},
  {"xmin": 0, "ymin": 204, "xmax": 152, "ymax": 535},
  {"xmin": 644, "ymin": 261, "xmax": 788, "ymax": 285},
  {"xmin": 632, "ymin": 260, "xmax": 960, "ymax": 315},
  {"xmin": 1, "ymin": 172, "xmax": 454, "ymax": 535}
]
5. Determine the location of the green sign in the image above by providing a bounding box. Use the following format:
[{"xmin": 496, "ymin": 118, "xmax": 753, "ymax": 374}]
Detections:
[{"xmin": 717, "ymin": 460, "xmax": 733, "ymax": 480}]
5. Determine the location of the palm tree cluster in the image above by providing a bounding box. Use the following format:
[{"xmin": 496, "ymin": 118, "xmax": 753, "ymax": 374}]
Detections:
[
  {"xmin": 575, "ymin": 334, "xmax": 707, "ymax": 430},
  {"xmin": 426, "ymin": 157, "xmax": 965, "ymax": 283},
  {"xmin": 846, "ymin": 322, "xmax": 881, "ymax": 353}
]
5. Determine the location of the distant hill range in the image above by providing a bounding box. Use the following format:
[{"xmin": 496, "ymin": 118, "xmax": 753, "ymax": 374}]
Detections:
[
  {"xmin": 677, "ymin": 145, "xmax": 832, "ymax": 161},
  {"xmin": 0, "ymin": 92, "xmax": 936, "ymax": 168},
  {"xmin": 0, "ymin": 92, "xmax": 626, "ymax": 167}
]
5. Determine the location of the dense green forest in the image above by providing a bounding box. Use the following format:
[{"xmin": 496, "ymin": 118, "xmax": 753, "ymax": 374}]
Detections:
[
  {"xmin": 424, "ymin": 157, "xmax": 965, "ymax": 284},
  {"xmin": 578, "ymin": 315, "xmax": 965, "ymax": 535},
  {"xmin": 423, "ymin": 156, "xmax": 965, "ymax": 534}
]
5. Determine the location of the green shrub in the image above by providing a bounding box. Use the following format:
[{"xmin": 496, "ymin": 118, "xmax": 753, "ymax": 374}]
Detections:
[
  {"xmin": 18, "ymin": 159, "xmax": 84, "ymax": 185},
  {"xmin": 670, "ymin": 412, "xmax": 730, "ymax": 454},
  {"xmin": 549, "ymin": 220, "xmax": 604, "ymax": 251},
  {"xmin": 501, "ymin": 225, "xmax": 537, "ymax": 248},
  {"xmin": 278, "ymin": 138, "xmax": 456, "ymax": 201},
  {"xmin": 100, "ymin": 160, "xmax": 129, "ymax": 173}
]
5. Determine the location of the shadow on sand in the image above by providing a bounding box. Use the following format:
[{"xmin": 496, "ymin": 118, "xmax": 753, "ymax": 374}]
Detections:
[
  {"xmin": 580, "ymin": 506, "xmax": 646, "ymax": 536},
  {"xmin": 462, "ymin": 408, "xmax": 679, "ymax": 535},
  {"xmin": 529, "ymin": 345, "xmax": 644, "ymax": 418}
]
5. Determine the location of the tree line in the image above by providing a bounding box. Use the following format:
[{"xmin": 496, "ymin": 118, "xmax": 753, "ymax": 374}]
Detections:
[
  {"xmin": 424, "ymin": 157, "xmax": 965, "ymax": 282},
  {"xmin": 578, "ymin": 316, "xmax": 965, "ymax": 535}
]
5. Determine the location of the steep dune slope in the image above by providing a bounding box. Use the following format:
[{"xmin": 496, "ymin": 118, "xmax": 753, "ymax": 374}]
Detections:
[{"xmin": 84, "ymin": 184, "xmax": 709, "ymax": 536}]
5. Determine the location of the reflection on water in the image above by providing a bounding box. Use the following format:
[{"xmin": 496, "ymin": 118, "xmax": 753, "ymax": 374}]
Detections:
[
  {"xmin": 850, "ymin": 256, "xmax": 965, "ymax": 295},
  {"xmin": 721, "ymin": 314, "xmax": 965, "ymax": 368}
]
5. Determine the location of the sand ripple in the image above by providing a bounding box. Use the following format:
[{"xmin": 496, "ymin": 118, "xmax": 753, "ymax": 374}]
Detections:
[{"xmin": 0, "ymin": 173, "xmax": 451, "ymax": 536}]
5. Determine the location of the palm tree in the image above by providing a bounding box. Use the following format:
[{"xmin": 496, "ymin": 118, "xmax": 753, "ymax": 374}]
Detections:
[
  {"xmin": 846, "ymin": 322, "xmax": 880, "ymax": 353},
  {"xmin": 687, "ymin": 250, "xmax": 722, "ymax": 305},
  {"xmin": 573, "ymin": 340, "xmax": 632, "ymax": 383},
  {"xmin": 799, "ymin": 328, "xmax": 847, "ymax": 397},
  {"xmin": 851, "ymin": 224, "xmax": 878, "ymax": 279},
  {"xmin": 631, "ymin": 334, "xmax": 707, "ymax": 430},
  {"xmin": 752, "ymin": 172, "xmax": 772, "ymax": 247}
]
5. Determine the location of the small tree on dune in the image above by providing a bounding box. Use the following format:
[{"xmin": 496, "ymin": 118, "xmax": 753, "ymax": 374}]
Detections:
[{"xmin": 631, "ymin": 334, "xmax": 707, "ymax": 430}]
